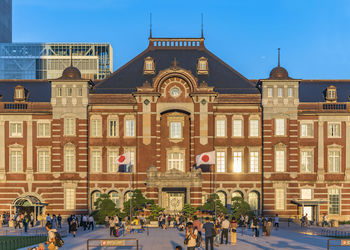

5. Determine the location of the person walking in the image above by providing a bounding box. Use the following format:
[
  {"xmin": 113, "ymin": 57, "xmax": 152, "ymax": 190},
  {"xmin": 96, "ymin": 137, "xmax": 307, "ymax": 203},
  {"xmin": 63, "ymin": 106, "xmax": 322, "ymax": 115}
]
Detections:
[
  {"xmin": 69, "ymin": 218, "xmax": 78, "ymax": 237},
  {"xmin": 220, "ymin": 216, "xmax": 230, "ymax": 244},
  {"xmin": 88, "ymin": 215, "xmax": 94, "ymax": 230},
  {"xmin": 214, "ymin": 219, "xmax": 221, "ymax": 247},
  {"xmin": 230, "ymin": 219, "xmax": 238, "ymax": 245},
  {"xmin": 46, "ymin": 222, "xmax": 58, "ymax": 250},
  {"xmin": 82, "ymin": 215, "xmax": 88, "ymax": 231},
  {"xmin": 262, "ymin": 216, "xmax": 267, "ymax": 236},
  {"xmin": 57, "ymin": 214, "xmax": 62, "ymax": 229},
  {"xmin": 46, "ymin": 214, "xmax": 51, "ymax": 224},
  {"xmin": 185, "ymin": 222, "xmax": 198, "ymax": 250},
  {"xmin": 266, "ymin": 218, "xmax": 272, "ymax": 236},
  {"xmin": 193, "ymin": 215, "xmax": 204, "ymax": 247},
  {"xmin": 202, "ymin": 217, "xmax": 215, "ymax": 250},
  {"xmin": 15, "ymin": 214, "xmax": 21, "ymax": 229},
  {"xmin": 252, "ymin": 216, "xmax": 259, "ymax": 237},
  {"xmin": 52, "ymin": 215, "xmax": 57, "ymax": 229},
  {"xmin": 274, "ymin": 214, "xmax": 279, "ymax": 230},
  {"xmin": 23, "ymin": 215, "xmax": 29, "ymax": 233},
  {"xmin": 109, "ymin": 217, "xmax": 116, "ymax": 236},
  {"xmin": 30, "ymin": 213, "xmax": 34, "ymax": 227}
]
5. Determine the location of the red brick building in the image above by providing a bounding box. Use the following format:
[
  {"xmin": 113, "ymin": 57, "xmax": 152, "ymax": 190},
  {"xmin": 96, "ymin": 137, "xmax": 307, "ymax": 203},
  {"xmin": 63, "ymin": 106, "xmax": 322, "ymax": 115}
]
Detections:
[{"xmin": 0, "ymin": 37, "xmax": 349, "ymax": 224}]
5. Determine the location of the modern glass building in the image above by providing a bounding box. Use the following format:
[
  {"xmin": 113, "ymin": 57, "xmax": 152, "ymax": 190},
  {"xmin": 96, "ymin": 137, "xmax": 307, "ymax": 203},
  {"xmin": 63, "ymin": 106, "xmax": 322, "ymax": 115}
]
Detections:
[
  {"xmin": 0, "ymin": 0, "xmax": 12, "ymax": 43},
  {"xmin": 0, "ymin": 43, "xmax": 113, "ymax": 80}
]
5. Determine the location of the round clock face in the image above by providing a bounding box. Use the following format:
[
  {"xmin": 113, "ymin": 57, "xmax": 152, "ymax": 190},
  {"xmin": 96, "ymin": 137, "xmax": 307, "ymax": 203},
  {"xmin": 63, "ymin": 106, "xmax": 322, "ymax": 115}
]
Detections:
[{"xmin": 170, "ymin": 87, "xmax": 180, "ymax": 97}]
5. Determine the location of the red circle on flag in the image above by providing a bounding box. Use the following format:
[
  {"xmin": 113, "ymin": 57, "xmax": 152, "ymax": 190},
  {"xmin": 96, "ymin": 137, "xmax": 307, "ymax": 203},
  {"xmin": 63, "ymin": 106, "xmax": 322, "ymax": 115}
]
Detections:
[
  {"xmin": 118, "ymin": 156, "xmax": 125, "ymax": 163},
  {"xmin": 201, "ymin": 154, "xmax": 209, "ymax": 162}
]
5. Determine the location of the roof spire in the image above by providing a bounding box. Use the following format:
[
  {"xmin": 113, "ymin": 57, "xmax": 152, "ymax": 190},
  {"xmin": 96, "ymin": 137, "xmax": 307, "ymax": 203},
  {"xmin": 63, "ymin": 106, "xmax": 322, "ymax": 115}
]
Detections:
[
  {"xmin": 172, "ymin": 57, "xmax": 178, "ymax": 69},
  {"xmin": 149, "ymin": 13, "xmax": 152, "ymax": 38},
  {"xmin": 278, "ymin": 48, "xmax": 280, "ymax": 67},
  {"xmin": 201, "ymin": 13, "xmax": 204, "ymax": 38}
]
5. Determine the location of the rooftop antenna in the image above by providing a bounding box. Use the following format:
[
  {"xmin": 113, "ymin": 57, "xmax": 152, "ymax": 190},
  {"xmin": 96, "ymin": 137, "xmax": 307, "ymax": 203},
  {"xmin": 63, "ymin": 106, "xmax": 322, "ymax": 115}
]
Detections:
[
  {"xmin": 278, "ymin": 48, "xmax": 280, "ymax": 67},
  {"xmin": 201, "ymin": 13, "xmax": 204, "ymax": 38},
  {"xmin": 149, "ymin": 13, "xmax": 152, "ymax": 38}
]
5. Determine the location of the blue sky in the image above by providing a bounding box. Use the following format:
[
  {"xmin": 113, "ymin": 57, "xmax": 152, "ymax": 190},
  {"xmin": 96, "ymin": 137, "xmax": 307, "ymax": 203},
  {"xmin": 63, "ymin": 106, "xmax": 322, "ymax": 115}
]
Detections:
[{"xmin": 13, "ymin": 0, "xmax": 350, "ymax": 79}]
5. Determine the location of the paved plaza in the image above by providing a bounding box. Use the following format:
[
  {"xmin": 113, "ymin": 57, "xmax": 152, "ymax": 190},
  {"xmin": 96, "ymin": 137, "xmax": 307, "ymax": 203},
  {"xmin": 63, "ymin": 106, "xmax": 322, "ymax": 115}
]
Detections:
[{"xmin": 10, "ymin": 222, "xmax": 345, "ymax": 249}]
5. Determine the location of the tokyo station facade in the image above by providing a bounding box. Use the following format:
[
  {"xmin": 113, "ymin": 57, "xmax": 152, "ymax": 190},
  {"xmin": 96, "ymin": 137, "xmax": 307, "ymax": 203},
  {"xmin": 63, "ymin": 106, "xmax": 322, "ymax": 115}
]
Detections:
[{"xmin": 0, "ymin": 36, "xmax": 350, "ymax": 223}]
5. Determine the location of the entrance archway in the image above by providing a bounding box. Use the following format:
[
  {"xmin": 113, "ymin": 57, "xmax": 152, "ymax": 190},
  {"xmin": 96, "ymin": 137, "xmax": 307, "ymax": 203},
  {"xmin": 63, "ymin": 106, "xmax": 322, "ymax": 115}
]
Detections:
[{"xmin": 12, "ymin": 195, "xmax": 47, "ymax": 223}]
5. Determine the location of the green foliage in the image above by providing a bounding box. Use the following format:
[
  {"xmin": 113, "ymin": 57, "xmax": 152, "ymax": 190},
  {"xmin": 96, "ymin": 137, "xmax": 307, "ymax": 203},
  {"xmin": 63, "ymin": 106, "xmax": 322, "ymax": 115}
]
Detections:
[
  {"xmin": 198, "ymin": 193, "xmax": 227, "ymax": 214},
  {"xmin": 93, "ymin": 194, "xmax": 120, "ymax": 224},
  {"xmin": 148, "ymin": 203, "xmax": 165, "ymax": 221},
  {"xmin": 181, "ymin": 203, "xmax": 196, "ymax": 217},
  {"xmin": 123, "ymin": 189, "xmax": 154, "ymax": 216},
  {"xmin": 230, "ymin": 196, "xmax": 254, "ymax": 220}
]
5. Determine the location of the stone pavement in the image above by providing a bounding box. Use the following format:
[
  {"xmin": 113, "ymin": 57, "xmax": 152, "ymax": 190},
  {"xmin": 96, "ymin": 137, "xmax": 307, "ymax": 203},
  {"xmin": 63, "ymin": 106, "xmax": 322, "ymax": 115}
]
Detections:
[{"xmin": 18, "ymin": 222, "xmax": 334, "ymax": 249}]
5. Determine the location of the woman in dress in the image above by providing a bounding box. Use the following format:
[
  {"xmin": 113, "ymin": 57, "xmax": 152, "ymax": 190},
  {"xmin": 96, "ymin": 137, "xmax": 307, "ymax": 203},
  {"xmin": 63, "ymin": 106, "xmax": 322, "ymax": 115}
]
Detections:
[{"xmin": 70, "ymin": 218, "xmax": 78, "ymax": 237}]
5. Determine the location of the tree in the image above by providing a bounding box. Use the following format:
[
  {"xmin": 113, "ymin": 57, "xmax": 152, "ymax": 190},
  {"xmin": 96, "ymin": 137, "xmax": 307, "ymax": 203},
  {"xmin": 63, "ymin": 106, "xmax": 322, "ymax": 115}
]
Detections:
[
  {"xmin": 93, "ymin": 194, "xmax": 120, "ymax": 224},
  {"xmin": 148, "ymin": 203, "xmax": 165, "ymax": 221},
  {"xmin": 198, "ymin": 193, "xmax": 227, "ymax": 214},
  {"xmin": 123, "ymin": 189, "xmax": 154, "ymax": 216},
  {"xmin": 181, "ymin": 203, "xmax": 196, "ymax": 218},
  {"xmin": 231, "ymin": 196, "xmax": 254, "ymax": 220}
]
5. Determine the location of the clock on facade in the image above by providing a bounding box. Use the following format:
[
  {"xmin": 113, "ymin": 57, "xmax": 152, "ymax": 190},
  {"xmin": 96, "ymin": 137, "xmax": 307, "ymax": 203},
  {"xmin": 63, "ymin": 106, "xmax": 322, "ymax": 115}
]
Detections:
[{"xmin": 170, "ymin": 87, "xmax": 180, "ymax": 97}]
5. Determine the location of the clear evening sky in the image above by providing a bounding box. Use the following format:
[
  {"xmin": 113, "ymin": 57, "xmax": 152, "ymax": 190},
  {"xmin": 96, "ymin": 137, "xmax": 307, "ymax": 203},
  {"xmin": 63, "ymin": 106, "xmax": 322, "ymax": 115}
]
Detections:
[{"xmin": 13, "ymin": 0, "xmax": 350, "ymax": 79}]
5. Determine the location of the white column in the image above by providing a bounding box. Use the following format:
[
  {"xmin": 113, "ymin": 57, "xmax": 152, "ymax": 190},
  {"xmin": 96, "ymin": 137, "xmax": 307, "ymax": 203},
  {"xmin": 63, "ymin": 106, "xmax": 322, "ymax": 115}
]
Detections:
[
  {"xmin": 0, "ymin": 121, "xmax": 5, "ymax": 181},
  {"xmin": 317, "ymin": 121, "xmax": 324, "ymax": 181}
]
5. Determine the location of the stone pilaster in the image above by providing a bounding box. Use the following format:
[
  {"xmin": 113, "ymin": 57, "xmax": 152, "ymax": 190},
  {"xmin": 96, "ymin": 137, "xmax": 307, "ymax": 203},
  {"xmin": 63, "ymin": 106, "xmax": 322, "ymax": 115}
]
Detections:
[
  {"xmin": 345, "ymin": 121, "xmax": 350, "ymax": 180},
  {"xmin": 317, "ymin": 121, "xmax": 325, "ymax": 181},
  {"xmin": 0, "ymin": 121, "xmax": 5, "ymax": 181}
]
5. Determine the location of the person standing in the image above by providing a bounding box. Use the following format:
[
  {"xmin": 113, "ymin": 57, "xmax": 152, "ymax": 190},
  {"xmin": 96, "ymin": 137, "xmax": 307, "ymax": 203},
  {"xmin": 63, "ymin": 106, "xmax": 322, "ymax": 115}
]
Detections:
[
  {"xmin": 82, "ymin": 215, "xmax": 87, "ymax": 231},
  {"xmin": 266, "ymin": 218, "xmax": 272, "ymax": 236},
  {"xmin": 23, "ymin": 215, "xmax": 29, "ymax": 233},
  {"xmin": 274, "ymin": 214, "xmax": 279, "ymax": 230},
  {"xmin": 214, "ymin": 219, "xmax": 221, "ymax": 247},
  {"xmin": 70, "ymin": 218, "xmax": 78, "ymax": 237},
  {"xmin": 46, "ymin": 214, "xmax": 51, "ymax": 224},
  {"xmin": 185, "ymin": 222, "xmax": 198, "ymax": 250},
  {"xmin": 221, "ymin": 216, "xmax": 230, "ymax": 244},
  {"xmin": 245, "ymin": 215, "xmax": 249, "ymax": 229},
  {"xmin": 88, "ymin": 215, "xmax": 94, "ymax": 231},
  {"xmin": 30, "ymin": 213, "xmax": 34, "ymax": 227},
  {"xmin": 252, "ymin": 216, "xmax": 259, "ymax": 237},
  {"xmin": 57, "ymin": 214, "xmax": 62, "ymax": 229},
  {"xmin": 193, "ymin": 215, "xmax": 203, "ymax": 247},
  {"xmin": 109, "ymin": 217, "xmax": 116, "ymax": 236},
  {"xmin": 230, "ymin": 219, "xmax": 238, "ymax": 245},
  {"xmin": 105, "ymin": 215, "xmax": 109, "ymax": 228},
  {"xmin": 52, "ymin": 215, "xmax": 57, "ymax": 229},
  {"xmin": 202, "ymin": 217, "xmax": 215, "ymax": 250},
  {"xmin": 45, "ymin": 222, "xmax": 58, "ymax": 250},
  {"xmin": 262, "ymin": 216, "xmax": 267, "ymax": 236}
]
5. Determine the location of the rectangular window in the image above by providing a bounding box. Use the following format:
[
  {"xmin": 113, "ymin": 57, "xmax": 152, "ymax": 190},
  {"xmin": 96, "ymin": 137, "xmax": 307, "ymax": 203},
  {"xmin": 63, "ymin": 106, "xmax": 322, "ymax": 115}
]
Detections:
[
  {"xmin": 301, "ymin": 189, "xmax": 312, "ymax": 200},
  {"xmin": 108, "ymin": 150, "xmax": 118, "ymax": 172},
  {"xmin": 329, "ymin": 189, "xmax": 340, "ymax": 215},
  {"xmin": 145, "ymin": 61, "xmax": 153, "ymax": 70},
  {"xmin": 124, "ymin": 149, "xmax": 136, "ymax": 172},
  {"xmin": 64, "ymin": 148, "xmax": 75, "ymax": 172},
  {"xmin": 216, "ymin": 151, "xmax": 226, "ymax": 173},
  {"xmin": 37, "ymin": 150, "xmax": 50, "ymax": 172},
  {"xmin": 65, "ymin": 188, "xmax": 75, "ymax": 210},
  {"xmin": 301, "ymin": 123, "xmax": 313, "ymax": 137},
  {"xmin": 78, "ymin": 88, "xmax": 83, "ymax": 96},
  {"xmin": 199, "ymin": 61, "xmax": 207, "ymax": 70},
  {"xmin": 275, "ymin": 150, "xmax": 285, "ymax": 172},
  {"xmin": 37, "ymin": 122, "xmax": 50, "ymax": 137},
  {"xmin": 267, "ymin": 87, "xmax": 273, "ymax": 97},
  {"xmin": 301, "ymin": 151, "xmax": 313, "ymax": 173},
  {"xmin": 168, "ymin": 152, "xmax": 184, "ymax": 171},
  {"xmin": 125, "ymin": 119, "xmax": 135, "ymax": 137},
  {"xmin": 64, "ymin": 118, "xmax": 75, "ymax": 136},
  {"xmin": 275, "ymin": 119, "xmax": 285, "ymax": 136},
  {"xmin": 328, "ymin": 150, "xmax": 340, "ymax": 173},
  {"xmin": 10, "ymin": 122, "xmax": 23, "ymax": 137},
  {"xmin": 91, "ymin": 150, "xmax": 101, "ymax": 172},
  {"xmin": 233, "ymin": 151, "xmax": 242, "ymax": 173},
  {"xmin": 277, "ymin": 87, "xmax": 283, "ymax": 97},
  {"xmin": 250, "ymin": 151, "xmax": 259, "ymax": 173},
  {"xmin": 233, "ymin": 119, "xmax": 242, "ymax": 137},
  {"xmin": 91, "ymin": 119, "xmax": 102, "ymax": 137},
  {"xmin": 10, "ymin": 150, "xmax": 23, "ymax": 172},
  {"xmin": 275, "ymin": 189, "xmax": 285, "ymax": 210},
  {"xmin": 216, "ymin": 119, "xmax": 226, "ymax": 137},
  {"xmin": 67, "ymin": 88, "xmax": 73, "ymax": 97},
  {"xmin": 57, "ymin": 88, "xmax": 62, "ymax": 97},
  {"xmin": 288, "ymin": 87, "xmax": 293, "ymax": 97},
  {"xmin": 328, "ymin": 123, "xmax": 341, "ymax": 138},
  {"xmin": 249, "ymin": 119, "xmax": 259, "ymax": 137},
  {"xmin": 109, "ymin": 120, "xmax": 118, "ymax": 137},
  {"xmin": 170, "ymin": 122, "xmax": 182, "ymax": 139}
]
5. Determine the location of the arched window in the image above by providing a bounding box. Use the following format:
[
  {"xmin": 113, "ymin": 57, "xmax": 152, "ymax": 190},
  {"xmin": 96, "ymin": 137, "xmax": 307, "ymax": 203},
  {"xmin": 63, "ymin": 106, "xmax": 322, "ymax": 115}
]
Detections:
[
  {"xmin": 109, "ymin": 191, "xmax": 120, "ymax": 208},
  {"xmin": 124, "ymin": 191, "xmax": 133, "ymax": 202},
  {"xmin": 248, "ymin": 191, "xmax": 260, "ymax": 212},
  {"xmin": 91, "ymin": 191, "xmax": 101, "ymax": 210},
  {"xmin": 232, "ymin": 191, "xmax": 244, "ymax": 200},
  {"xmin": 217, "ymin": 191, "xmax": 227, "ymax": 206}
]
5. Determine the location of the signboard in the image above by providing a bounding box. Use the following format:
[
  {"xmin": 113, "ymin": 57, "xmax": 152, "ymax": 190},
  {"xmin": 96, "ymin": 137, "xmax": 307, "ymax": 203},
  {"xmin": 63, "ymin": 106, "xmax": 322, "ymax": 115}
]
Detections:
[
  {"xmin": 341, "ymin": 240, "xmax": 350, "ymax": 246},
  {"xmin": 100, "ymin": 240, "xmax": 125, "ymax": 246}
]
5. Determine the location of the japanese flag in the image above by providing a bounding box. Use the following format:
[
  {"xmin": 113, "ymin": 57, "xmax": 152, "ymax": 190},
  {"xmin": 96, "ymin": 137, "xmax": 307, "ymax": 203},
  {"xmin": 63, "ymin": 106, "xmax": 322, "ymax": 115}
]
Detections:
[
  {"xmin": 196, "ymin": 151, "xmax": 216, "ymax": 165},
  {"xmin": 115, "ymin": 152, "xmax": 131, "ymax": 165}
]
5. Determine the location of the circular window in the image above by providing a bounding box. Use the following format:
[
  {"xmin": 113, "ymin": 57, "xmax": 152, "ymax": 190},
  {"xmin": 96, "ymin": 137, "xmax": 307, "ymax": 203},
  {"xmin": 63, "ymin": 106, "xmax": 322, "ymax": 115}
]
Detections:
[{"xmin": 170, "ymin": 87, "xmax": 180, "ymax": 97}]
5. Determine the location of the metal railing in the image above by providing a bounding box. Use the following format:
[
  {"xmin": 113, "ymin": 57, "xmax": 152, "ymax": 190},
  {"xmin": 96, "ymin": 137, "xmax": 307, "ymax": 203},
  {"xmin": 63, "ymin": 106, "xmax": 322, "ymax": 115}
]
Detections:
[{"xmin": 321, "ymin": 229, "xmax": 350, "ymax": 238}]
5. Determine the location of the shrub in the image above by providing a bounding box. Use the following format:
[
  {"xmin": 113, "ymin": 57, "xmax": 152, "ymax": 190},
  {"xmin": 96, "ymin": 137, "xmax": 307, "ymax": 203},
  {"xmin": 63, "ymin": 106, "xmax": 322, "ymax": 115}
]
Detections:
[{"xmin": 93, "ymin": 194, "xmax": 121, "ymax": 224}]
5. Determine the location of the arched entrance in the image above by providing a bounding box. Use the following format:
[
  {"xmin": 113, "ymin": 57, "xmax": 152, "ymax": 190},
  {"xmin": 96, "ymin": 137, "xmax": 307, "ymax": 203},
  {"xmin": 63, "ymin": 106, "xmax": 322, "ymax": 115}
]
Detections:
[{"xmin": 12, "ymin": 195, "xmax": 47, "ymax": 222}]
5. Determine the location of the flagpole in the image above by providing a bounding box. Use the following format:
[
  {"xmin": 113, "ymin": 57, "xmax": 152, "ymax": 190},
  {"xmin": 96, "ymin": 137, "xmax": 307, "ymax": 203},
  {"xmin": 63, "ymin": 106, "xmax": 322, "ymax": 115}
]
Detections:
[
  {"xmin": 129, "ymin": 164, "xmax": 132, "ymax": 221},
  {"xmin": 214, "ymin": 164, "xmax": 217, "ymax": 219}
]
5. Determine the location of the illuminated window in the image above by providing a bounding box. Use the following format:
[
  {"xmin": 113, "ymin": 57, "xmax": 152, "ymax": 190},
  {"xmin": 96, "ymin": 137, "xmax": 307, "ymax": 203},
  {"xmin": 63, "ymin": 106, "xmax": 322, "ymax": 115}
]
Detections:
[
  {"xmin": 216, "ymin": 119, "xmax": 226, "ymax": 137},
  {"xmin": 233, "ymin": 119, "xmax": 242, "ymax": 137},
  {"xmin": 301, "ymin": 123, "xmax": 313, "ymax": 137},
  {"xmin": 91, "ymin": 150, "xmax": 102, "ymax": 172},
  {"xmin": 328, "ymin": 123, "xmax": 340, "ymax": 138},
  {"xmin": 37, "ymin": 122, "xmax": 50, "ymax": 137},
  {"xmin": 233, "ymin": 151, "xmax": 242, "ymax": 173},
  {"xmin": 267, "ymin": 87, "xmax": 273, "ymax": 97},
  {"xmin": 64, "ymin": 118, "xmax": 75, "ymax": 136},
  {"xmin": 250, "ymin": 151, "xmax": 259, "ymax": 173},
  {"xmin": 275, "ymin": 150, "xmax": 285, "ymax": 172},
  {"xmin": 328, "ymin": 150, "xmax": 340, "ymax": 173},
  {"xmin": 168, "ymin": 152, "xmax": 184, "ymax": 172},
  {"xmin": 301, "ymin": 151, "xmax": 313, "ymax": 173},
  {"xmin": 249, "ymin": 119, "xmax": 259, "ymax": 137},
  {"xmin": 170, "ymin": 122, "xmax": 181, "ymax": 139},
  {"xmin": 275, "ymin": 119, "xmax": 285, "ymax": 136},
  {"xmin": 9, "ymin": 122, "xmax": 23, "ymax": 137},
  {"xmin": 125, "ymin": 119, "xmax": 135, "ymax": 137},
  {"xmin": 37, "ymin": 149, "xmax": 50, "ymax": 172},
  {"xmin": 10, "ymin": 149, "xmax": 23, "ymax": 172},
  {"xmin": 216, "ymin": 151, "xmax": 226, "ymax": 173}
]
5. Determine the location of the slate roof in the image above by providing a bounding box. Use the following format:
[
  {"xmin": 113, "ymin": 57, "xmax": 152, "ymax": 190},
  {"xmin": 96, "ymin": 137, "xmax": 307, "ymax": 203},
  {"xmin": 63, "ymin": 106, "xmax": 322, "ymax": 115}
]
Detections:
[
  {"xmin": 93, "ymin": 40, "xmax": 259, "ymax": 94},
  {"xmin": 0, "ymin": 80, "xmax": 51, "ymax": 102},
  {"xmin": 299, "ymin": 80, "xmax": 350, "ymax": 102}
]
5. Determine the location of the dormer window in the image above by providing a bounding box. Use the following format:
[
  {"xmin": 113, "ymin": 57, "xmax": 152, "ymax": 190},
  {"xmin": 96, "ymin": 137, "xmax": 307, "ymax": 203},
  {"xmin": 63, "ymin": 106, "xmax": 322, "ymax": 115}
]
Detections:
[
  {"xmin": 197, "ymin": 57, "xmax": 208, "ymax": 75},
  {"xmin": 326, "ymin": 85, "xmax": 337, "ymax": 102},
  {"xmin": 14, "ymin": 85, "xmax": 25, "ymax": 102},
  {"xmin": 143, "ymin": 56, "xmax": 155, "ymax": 75}
]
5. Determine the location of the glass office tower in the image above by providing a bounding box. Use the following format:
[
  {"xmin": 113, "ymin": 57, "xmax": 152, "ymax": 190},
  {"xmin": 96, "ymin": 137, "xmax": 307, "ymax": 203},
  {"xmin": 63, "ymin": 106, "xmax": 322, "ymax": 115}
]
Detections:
[
  {"xmin": 0, "ymin": 43, "xmax": 113, "ymax": 80},
  {"xmin": 0, "ymin": 0, "xmax": 12, "ymax": 43}
]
